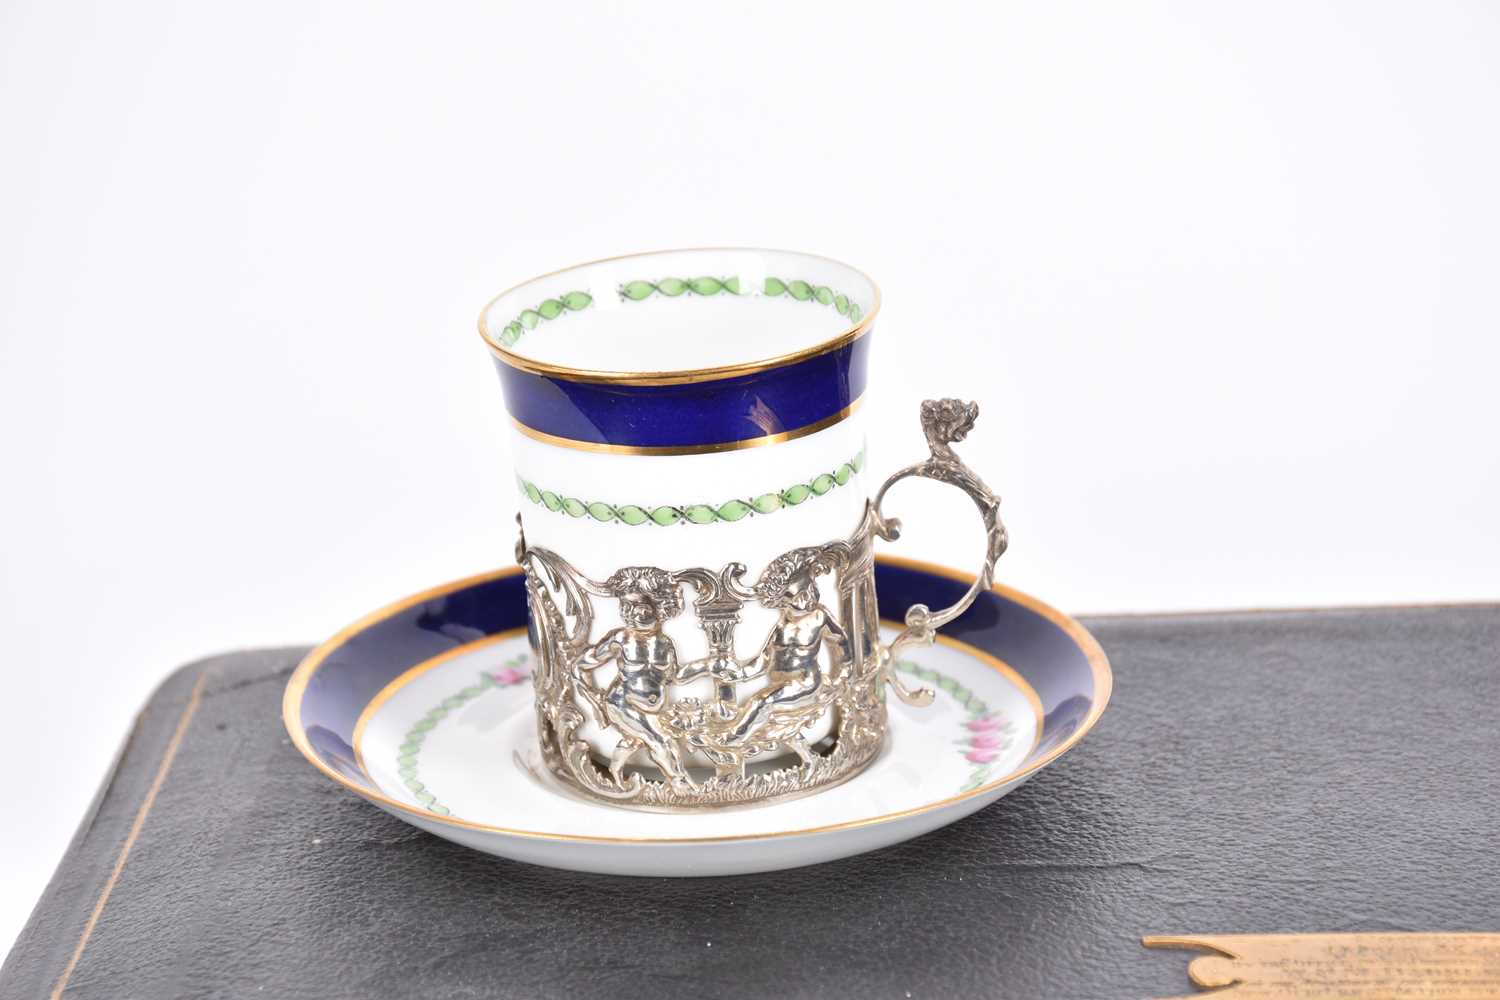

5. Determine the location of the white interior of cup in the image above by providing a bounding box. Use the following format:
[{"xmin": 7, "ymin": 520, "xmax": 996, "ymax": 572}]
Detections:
[{"xmin": 480, "ymin": 248, "xmax": 878, "ymax": 375}]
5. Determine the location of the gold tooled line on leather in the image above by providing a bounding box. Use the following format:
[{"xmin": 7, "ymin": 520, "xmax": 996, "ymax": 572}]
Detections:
[{"xmin": 53, "ymin": 671, "xmax": 210, "ymax": 1000}]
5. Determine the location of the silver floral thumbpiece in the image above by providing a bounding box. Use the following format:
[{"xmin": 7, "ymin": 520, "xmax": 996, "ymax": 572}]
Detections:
[{"xmin": 518, "ymin": 399, "xmax": 1007, "ymax": 811}]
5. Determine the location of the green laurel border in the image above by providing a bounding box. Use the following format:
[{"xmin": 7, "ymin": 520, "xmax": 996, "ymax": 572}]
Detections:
[
  {"xmin": 493, "ymin": 275, "xmax": 867, "ymax": 348},
  {"xmin": 516, "ymin": 447, "xmax": 866, "ymax": 527},
  {"xmin": 395, "ymin": 654, "xmax": 530, "ymax": 816},
  {"xmin": 894, "ymin": 660, "xmax": 1018, "ymax": 793},
  {"xmin": 396, "ymin": 651, "xmax": 1014, "ymax": 814}
]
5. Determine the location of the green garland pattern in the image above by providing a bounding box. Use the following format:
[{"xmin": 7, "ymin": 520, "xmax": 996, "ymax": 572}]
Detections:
[
  {"xmin": 396, "ymin": 652, "xmax": 1012, "ymax": 812},
  {"xmin": 516, "ymin": 447, "xmax": 866, "ymax": 527},
  {"xmin": 894, "ymin": 660, "xmax": 1018, "ymax": 794},
  {"xmin": 397, "ymin": 654, "xmax": 530, "ymax": 815},
  {"xmin": 494, "ymin": 276, "xmax": 865, "ymax": 348},
  {"xmin": 495, "ymin": 291, "xmax": 594, "ymax": 347}
]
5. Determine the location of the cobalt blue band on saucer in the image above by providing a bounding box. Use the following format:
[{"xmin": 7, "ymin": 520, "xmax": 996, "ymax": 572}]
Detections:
[
  {"xmin": 494, "ymin": 334, "xmax": 871, "ymax": 455},
  {"xmin": 284, "ymin": 559, "xmax": 1110, "ymax": 793}
]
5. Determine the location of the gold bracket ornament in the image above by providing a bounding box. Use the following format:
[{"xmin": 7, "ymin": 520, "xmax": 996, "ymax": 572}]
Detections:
[{"xmin": 1144, "ymin": 932, "xmax": 1500, "ymax": 999}]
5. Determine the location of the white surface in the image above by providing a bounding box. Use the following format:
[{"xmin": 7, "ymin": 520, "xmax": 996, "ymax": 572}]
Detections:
[
  {"xmin": 2, "ymin": 0, "xmax": 1498, "ymax": 953},
  {"xmin": 358, "ymin": 631, "xmax": 1036, "ymax": 846}
]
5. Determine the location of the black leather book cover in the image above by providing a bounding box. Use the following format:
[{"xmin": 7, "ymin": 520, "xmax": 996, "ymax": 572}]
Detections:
[{"xmin": 5, "ymin": 607, "xmax": 1497, "ymax": 1000}]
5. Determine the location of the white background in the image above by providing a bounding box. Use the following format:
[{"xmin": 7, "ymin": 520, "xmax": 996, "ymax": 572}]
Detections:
[{"xmin": 3, "ymin": 0, "xmax": 1498, "ymax": 955}]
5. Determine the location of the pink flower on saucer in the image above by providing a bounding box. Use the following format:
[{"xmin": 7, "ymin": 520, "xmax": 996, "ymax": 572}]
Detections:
[
  {"xmin": 966, "ymin": 716, "xmax": 1002, "ymax": 732},
  {"xmin": 969, "ymin": 732, "xmax": 1006, "ymax": 749},
  {"xmin": 965, "ymin": 748, "xmax": 1000, "ymax": 764},
  {"xmin": 490, "ymin": 666, "xmax": 530, "ymax": 686}
]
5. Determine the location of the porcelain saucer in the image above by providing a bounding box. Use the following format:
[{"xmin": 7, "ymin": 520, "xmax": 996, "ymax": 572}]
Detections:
[{"xmin": 283, "ymin": 556, "xmax": 1111, "ymax": 876}]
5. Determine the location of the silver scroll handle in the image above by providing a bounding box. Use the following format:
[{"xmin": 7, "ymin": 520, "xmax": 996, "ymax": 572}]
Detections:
[{"xmin": 871, "ymin": 399, "xmax": 1008, "ymax": 707}]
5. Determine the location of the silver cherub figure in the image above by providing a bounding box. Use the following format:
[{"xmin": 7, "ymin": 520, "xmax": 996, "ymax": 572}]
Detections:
[
  {"xmin": 575, "ymin": 567, "xmax": 695, "ymax": 792},
  {"xmin": 726, "ymin": 547, "xmax": 850, "ymax": 756}
]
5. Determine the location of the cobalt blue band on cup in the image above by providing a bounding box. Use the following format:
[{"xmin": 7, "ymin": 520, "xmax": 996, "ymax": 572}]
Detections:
[
  {"xmin": 478, "ymin": 247, "xmax": 880, "ymax": 455},
  {"xmin": 491, "ymin": 334, "xmax": 870, "ymax": 452}
]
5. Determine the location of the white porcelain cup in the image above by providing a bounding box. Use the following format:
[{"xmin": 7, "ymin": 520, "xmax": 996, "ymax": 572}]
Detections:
[{"xmin": 478, "ymin": 248, "xmax": 1004, "ymax": 808}]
